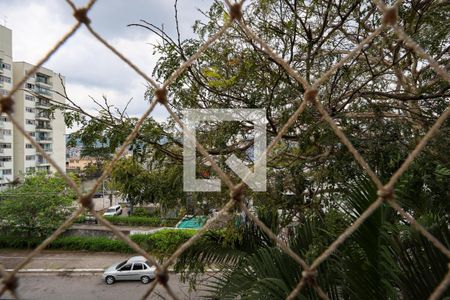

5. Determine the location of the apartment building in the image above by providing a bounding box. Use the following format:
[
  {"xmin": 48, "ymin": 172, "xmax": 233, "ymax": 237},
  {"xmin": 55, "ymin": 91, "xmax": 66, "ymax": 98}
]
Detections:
[
  {"xmin": 0, "ymin": 25, "xmax": 66, "ymax": 187},
  {"xmin": 12, "ymin": 62, "xmax": 66, "ymax": 177},
  {"xmin": 0, "ymin": 26, "xmax": 14, "ymax": 187}
]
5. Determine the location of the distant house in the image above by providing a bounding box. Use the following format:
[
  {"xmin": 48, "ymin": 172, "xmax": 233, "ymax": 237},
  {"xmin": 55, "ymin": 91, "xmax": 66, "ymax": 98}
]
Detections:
[{"xmin": 66, "ymin": 156, "xmax": 98, "ymax": 173}]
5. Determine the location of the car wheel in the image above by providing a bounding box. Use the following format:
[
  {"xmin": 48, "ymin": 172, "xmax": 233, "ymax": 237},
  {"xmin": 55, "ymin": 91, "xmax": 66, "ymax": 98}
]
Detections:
[
  {"xmin": 141, "ymin": 276, "xmax": 150, "ymax": 284},
  {"xmin": 105, "ymin": 276, "xmax": 115, "ymax": 285}
]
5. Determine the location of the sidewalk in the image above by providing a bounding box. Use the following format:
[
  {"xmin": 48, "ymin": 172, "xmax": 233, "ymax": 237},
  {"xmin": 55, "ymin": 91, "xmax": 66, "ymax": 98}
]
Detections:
[
  {"xmin": 0, "ymin": 249, "xmax": 129, "ymax": 270},
  {"xmin": 70, "ymin": 223, "xmax": 157, "ymax": 232}
]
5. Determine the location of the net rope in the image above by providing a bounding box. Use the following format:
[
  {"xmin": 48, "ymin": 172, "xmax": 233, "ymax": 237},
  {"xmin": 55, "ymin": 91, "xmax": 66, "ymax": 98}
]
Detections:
[{"xmin": 0, "ymin": 0, "xmax": 448, "ymax": 299}]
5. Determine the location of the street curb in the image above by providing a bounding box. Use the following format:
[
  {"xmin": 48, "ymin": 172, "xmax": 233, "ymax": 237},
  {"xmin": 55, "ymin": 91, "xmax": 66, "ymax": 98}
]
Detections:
[
  {"xmin": 5, "ymin": 268, "xmax": 220, "ymax": 273},
  {"xmin": 6, "ymin": 269, "xmax": 104, "ymax": 273}
]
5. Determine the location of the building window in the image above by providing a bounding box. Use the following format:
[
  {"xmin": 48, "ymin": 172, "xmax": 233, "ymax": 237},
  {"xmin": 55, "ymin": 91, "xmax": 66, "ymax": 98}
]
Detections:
[
  {"xmin": 2, "ymin": 169, "xmax": 12, "ymax": 175},
  {"xmin": 25, "ymin": 94, "xmax": 35, "ymax": 101},
  {"xmin": 29, "ymin": 131, "xmax": 36, "ymax": 137},
  {"xmin": 0, "ymin": 89, "xmax": 8, "ymax": 96},
  {"xmin": 36, "ymin": 73, "xmax": 51, "ymax": 85},
  {"xmin": 25, "ymin": 107, "xmax": 35, "ymax": 113},
  {"xmin": 37, "ymin": 165, "xmax": 50, "ymax": 173},
  {"xmin": 0, "ymin": 63, "xmax": 9, "ymax": 70},
  {"xmin": 26, "ymin": 167, "xmax": 36, "ymax": 173},
  {"xmin": 39, "ymin": 144, "xmax": 52, "ymax": 151},
  {"xmin": 0, "ymin": 157, "xmax": 11, "ymax": 162},
  {"xmin": 0, "ymin": 144, "xmax": 11, "ymax": 149},
  {"xmin": 2, "ymin": 129, "xmax": 11, "ymax": 136},
  {"xmin": 0, "ymin": 75, "xmax": 11, "ymax": 84},
  {"xmin": 0, "ymin": 116, "xmax": 8, "ymax": 122},
  {"xmin": 26, "ymin": 155, "xmax": 35, "ymax": 161},
  {"xmin": 1, "ymin": 62, "xmax": 11, "ymax": 70},
  {"xmin": 26, "ymin": 119, "xmax": 35, "ymax": 125},
  {"xmin": 26, "ymin": 83, "xmax": 35, "ymax": 90},
  {"xmin": 25, "ymin": 144, "xmax": 34, "ymax": 149}
]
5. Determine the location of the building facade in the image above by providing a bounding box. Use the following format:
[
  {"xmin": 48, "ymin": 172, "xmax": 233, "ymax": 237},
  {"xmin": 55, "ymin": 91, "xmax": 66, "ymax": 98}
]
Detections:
[
  {"xmin": 0, "ymin": 25, "xmax": 66, "ymax": 187},
  {"xmin": 0, "ymin": 26, "xmax": 15, "ymax": 187}
]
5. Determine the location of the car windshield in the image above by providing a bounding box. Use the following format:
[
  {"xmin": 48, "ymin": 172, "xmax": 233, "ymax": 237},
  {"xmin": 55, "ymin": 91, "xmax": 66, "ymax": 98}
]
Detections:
[
  {"xmin": 115, "ymin": 260, "xmax": 127, "ymax": 270},
  {"xmin": 106, "ymin": 208, "xmax": 116, "ymax": 213}
]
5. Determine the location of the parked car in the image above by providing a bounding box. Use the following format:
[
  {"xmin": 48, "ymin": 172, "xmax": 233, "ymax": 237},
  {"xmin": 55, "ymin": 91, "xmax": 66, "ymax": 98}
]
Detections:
[
  {"xmin": 103, "ymin": 256, "xmax": 156, "ymax": 284},
  {"xmin": 84, "ymin": 212, "xmax": 98, "ymax": 224},
  {"xmin": 103, "ymin": 205, "xmax": 122, "ymax": 217}
]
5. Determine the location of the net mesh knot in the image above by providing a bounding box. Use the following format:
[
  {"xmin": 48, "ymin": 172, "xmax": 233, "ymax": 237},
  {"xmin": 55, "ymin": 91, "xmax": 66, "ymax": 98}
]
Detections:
[
  {"xmin": 80, "ymin": 194, "xmax": 94, "ymax": 210},
  {"xmin": 383, "ymin": 7, "xmax": 398, "ymax": 26},
  {"xmin": 3, "ymin": 275, "xmax": 18, "ymax": 292},
  {"xmin": 155, "ymin": 88, "xmax": 168, "ymax": 104},
  {"xmin": 377, "ymin": 187, "xmax": 394, "ymax": 200},
  {"xmin": 231, "ymin": 184, "xmax": 244, "ymax": 202},
  {"xmin": 304, "ymin": 89, "xmax": 318, "ymax": 103},
  {"xmin": 301, "ymin": 270, "xmax": 317, "ymax": 286},
  {"xmin": 0, "ymin": 97, "xmax": 14, "ymax": 114},
  {"xmin": 229, "ymin": 3, "xmax": 243, "ymax": 20},
  {"xmin": 74, "ymin": 8, "xmax": 91, "ymax": 25},
  {"xmin": 156, "ymin": 269, "xmax": 169, "ymax": 286}
]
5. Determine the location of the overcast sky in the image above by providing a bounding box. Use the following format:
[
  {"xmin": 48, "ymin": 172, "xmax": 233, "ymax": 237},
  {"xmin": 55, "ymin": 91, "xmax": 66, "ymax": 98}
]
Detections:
[{"xmin": 0, "ymin": 0, "xmax": 214, "ymax": 131}]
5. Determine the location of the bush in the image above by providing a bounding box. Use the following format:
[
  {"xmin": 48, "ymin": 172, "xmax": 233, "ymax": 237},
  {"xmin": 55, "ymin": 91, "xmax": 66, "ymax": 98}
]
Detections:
[
  {"xmin": 131, "ymin": 229, "xmax": 196, "ymax": 258},
  {"xmin": 104, "ymin": 216, "xmax": 180, "ymax": 227},
  {"xmin": 48, "ymin": 236, "xmax": 132, "ymax": 253},
  {"xmin": 0, "ymin": 235, "xmax": 132, "ymax": 252},
  {"xmin": 132, "ymin": 207, "xmax": 150, "ymax": 217},
  {"xmin": 0, "ymin": 236, "xmax": 43, "ymax": 249},
  {"xmin": 0, "ymin": 229, "xmax": 197, "ymax": 257}
]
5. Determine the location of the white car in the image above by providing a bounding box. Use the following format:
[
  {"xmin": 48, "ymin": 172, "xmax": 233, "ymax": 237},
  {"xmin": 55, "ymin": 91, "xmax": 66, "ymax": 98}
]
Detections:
[
  {"xmin": 103, "ymin": 256, "xmax": 156, "ymax": 284},
  {"xmin": 103, "ymin": 205, "xmax": 122, "ymax": 217}
]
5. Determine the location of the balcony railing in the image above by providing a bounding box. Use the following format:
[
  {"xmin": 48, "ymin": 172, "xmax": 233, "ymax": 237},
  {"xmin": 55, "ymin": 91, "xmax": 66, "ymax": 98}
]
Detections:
[
  {"xmin": 0, "ymin": 149, "xmax": 11, "ymax": 156},
  {"xmin": 36, "ymin": 101, "xmax": 51, "ymax": 108},
  {"xmin": 36, "ymin": 113, "xmax": 51, "ymax": 119},
  {"xmin": 36, "ymin": 136, "xmax": 52, "ymax": 142},
  {"xmin": 36, "ymin": 125, "xmax": 52, "ymax": 130},
  {"xmin": 35, "ymin": 86, "xmax": 52, "ymax": 97}
]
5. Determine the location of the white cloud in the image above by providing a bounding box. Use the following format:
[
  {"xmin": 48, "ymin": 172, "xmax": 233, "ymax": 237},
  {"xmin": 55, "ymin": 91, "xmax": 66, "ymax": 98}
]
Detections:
[{"xmin": 1, "ymin": 0, "xmax": 214, "ymax": 133}]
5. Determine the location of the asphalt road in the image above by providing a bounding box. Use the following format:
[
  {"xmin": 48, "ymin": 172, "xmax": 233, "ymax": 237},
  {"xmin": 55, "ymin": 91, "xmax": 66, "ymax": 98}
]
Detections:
[
  {"xmin": 0, "ymin": 250, "xmax": 213, "ymax": 300},
  {"xmin": 0, "ymin": 273, "xmax": 209, "ymax": 300}
]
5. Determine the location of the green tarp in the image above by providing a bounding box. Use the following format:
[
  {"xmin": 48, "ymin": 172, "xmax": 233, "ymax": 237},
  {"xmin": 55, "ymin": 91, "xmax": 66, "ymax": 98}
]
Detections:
[{"xmin": 176, "ymin": 216, "xmax": 206, "ymax": 229}]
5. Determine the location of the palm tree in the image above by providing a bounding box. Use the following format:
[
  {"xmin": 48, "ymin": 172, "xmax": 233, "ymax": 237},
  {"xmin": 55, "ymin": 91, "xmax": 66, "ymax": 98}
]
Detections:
[{"xmin": 175, "ymin": 177, "xmax": 449, "ymax": 299}]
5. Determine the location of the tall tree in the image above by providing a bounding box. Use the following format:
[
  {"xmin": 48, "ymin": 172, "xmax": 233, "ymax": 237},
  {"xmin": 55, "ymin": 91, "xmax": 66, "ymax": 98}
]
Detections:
[
  {"xmin": 142, "ymin": 0, "xmax": 449, "ymax": 212},
  {"xmin": 0, "ymin": 172, "xmax": 78, "ymax": 237}
]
